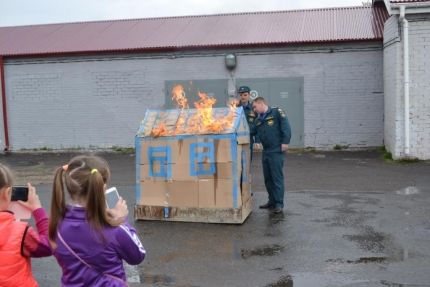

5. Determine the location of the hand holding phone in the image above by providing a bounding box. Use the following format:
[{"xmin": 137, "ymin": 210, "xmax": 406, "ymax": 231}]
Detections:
[
  {"xmin": 15, "ymin": 183, "xmax": 42, "ymax": 211},
  {"xmin": 105, "ymin": 187, "xmax": 120, "ymax": 209},
  {"xmin": 105, "ymin": 187, "xmax": 128, "ymax": 223},
  {"xmin": 9, "ymin": 183, "xmax": 40, "ymax": 220},
  {"xmin": 11, "ymin": 186, "xmax": 29, "ymax": 201}
]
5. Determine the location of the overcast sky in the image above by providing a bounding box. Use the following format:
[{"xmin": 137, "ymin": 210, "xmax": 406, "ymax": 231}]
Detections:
[{"xmin": 0, "ymin": 0, "xmax": 367, "ymax": 27}]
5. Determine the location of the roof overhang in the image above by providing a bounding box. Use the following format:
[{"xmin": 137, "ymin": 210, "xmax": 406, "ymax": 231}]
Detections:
[
  {"xmin": 372, "ymin": 0, "xmax": 392, "ymax": 14},
  {"xmin": 388, "ymin": 1, "xmax": 430, "ymax": 15}
]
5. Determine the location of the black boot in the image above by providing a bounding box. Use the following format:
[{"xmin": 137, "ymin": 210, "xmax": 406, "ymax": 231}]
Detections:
[
  {"xmin": 271, "ymin": 207, "xmax": 283, "ymax": 214},
  {"xmin": 259, "ymin": 202, "xmax": 274, "ymax": 209}
]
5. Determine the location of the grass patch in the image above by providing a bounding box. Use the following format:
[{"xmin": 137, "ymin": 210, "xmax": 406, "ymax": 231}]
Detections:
[
  {"xmin": 396, "ymin": 157, "xmax": 420, "ymax": 163},
  {"xmin": 382, "ymin": 149, "xmax": 420, "ymax": 163},
  {"xmin": 333, "ymin": 144, "xmax": 350, "ymax": 150},
  {"xmin": 383, "ymin": 151, "xmax": 393, "ymax": 161},
  {"xmin": 304, "ymin": 147, "xmax": 316, "ymax": 152},
  {"xmin": 111, "ymin": 146, "xmax": 135, "ymax": 154},
  {"xmin": 27, "ymin": 146, "xmax": 53, "ymax": 152},
  {"xmin": 378, "ymin": 146, "xmax": 386, "ymax": 152}
]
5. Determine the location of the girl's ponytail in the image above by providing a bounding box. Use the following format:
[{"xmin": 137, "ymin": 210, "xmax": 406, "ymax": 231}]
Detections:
[
  {"xmin": 49, "ymin": 166, "xmax": 66, "ymax": 242},
  {"xmin": 86, "ymin": 168, "xmax": 112, "ymax": 230}
]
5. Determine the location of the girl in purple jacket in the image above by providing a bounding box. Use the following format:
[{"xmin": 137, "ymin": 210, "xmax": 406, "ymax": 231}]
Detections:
[{"xmin": 49, "ymin": 155, "xmax": 145, "ymax": 287}]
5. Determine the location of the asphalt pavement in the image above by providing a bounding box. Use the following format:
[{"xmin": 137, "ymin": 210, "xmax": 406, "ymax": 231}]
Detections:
[{"xmin": 1, "ymin": 150, "xmax": 430, "ymax": 287}]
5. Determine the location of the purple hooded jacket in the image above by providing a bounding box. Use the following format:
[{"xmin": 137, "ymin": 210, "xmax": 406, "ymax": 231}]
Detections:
[{"xmin": 53, "ymin": 205, "xmax": 145, "ymax": 287}]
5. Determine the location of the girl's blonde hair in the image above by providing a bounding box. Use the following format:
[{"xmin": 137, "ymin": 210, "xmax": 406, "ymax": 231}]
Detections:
[
  {"xmin": 49, "ymin": 155, "xmax": 118, "ymax": 242},
  {"xmin": 0, "ymin": 163, "xmax": 14, "ymax": 189}
]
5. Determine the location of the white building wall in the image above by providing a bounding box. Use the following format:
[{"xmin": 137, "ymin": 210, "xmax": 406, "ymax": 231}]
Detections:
[
  {"xmin": 383, "ymin": 16, "xmax": 404, "ymax": 158},
  {"xmin": 384, "ymin": 14, "xmax": 430, "ymax": 160},
  {"xmin": 408, "ymin": 15, "xmax": 430, "ymax": 159},
  {"xmin": 2, "ymin": 44, "xmax": 383, "ymax": 150}
]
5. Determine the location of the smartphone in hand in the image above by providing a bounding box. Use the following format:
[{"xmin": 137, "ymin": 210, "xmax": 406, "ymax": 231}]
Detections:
[
  {"xmin": 10, "ymin": 186, "xmax": 31, "ymax": 220},
  {"xmin": 11, "ymin": 186, "xmax": 29, "ymax": 201},
  {"xmin": 105, "ymin": 187, "xmax": 120, "ymax": 209}
]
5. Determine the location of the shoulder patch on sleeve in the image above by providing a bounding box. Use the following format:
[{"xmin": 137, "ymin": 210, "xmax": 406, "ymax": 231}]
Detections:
[{"xmin": 278, "ymin": 108, "xmax": 286, "ymax": 118}]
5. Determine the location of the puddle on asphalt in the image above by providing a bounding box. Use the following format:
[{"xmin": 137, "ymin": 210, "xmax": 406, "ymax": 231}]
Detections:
[
  {"xmin": 124, "ymin": 262, "xmax": 141, "ymax": 283},
  {"xmin": 141, "ymin": 274, "xmax": 176, "ymax": 286},
  {"xmin": 265, "ymin": 275, "xmax": 293, "ymax": 287},
  {"xmin": 395, "ymin": 186, "xmax": 420, "ymax": 195},
  {"xmin": 265, "ymin": 272, "xmax": 369, "ymax": 287},
  {"xmin": 269, "ymin": 212, "xmax": 286, "ymax": 224},
  {"xmin": 326, "ymin": 256, "xmax": 387, "ymax": 264},
  {"xmin": 241, "ymin": 244, "xmax": 285, "ymax": 259},
  {"xmin": 266, "ymin": 274, "xmax": 430, "ymax": 287},
  {"xmin": 380, "ymin": 279, "xmax": 430, "ymax": 286},
  {"xmin": 343, "ymin": 226, "xmax": 386, "ymax": 253},
  {"xmin": 313, "ymin": 154, "xmax": 326, "ymax": 159}
]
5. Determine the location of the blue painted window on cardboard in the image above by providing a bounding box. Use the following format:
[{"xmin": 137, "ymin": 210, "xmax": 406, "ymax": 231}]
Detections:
[
  {"xmin": 147, "ymin": 146, "xmax": 172, "ymax": 179},
  {"xmin": 190, "ymin": 142, "xmax": 215, "ymax": 176}
]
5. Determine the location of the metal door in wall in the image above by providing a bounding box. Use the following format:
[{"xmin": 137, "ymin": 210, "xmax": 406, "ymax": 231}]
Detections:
[
  {"xmin": 236, "ymin": 78, "xmax": 304, "ymax": 147},
  {"xmin": 164, "ymin": 79, "xmax": 229, "ymax": 109}
]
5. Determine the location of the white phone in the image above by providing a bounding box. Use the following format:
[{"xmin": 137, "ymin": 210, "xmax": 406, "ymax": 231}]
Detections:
[{"xmin": 105, "ymin": 187, "xmax": 120, "ymax": 209}]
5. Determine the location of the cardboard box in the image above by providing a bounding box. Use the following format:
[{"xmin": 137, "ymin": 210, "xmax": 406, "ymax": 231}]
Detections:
[
  {"xmin": 196, "ymin": 179, "xmax": 242, "ymax": 208},
  {"xmin": 213, "ymin": 138, "xmax": 235, "ymax": 163},
  {"xmin": 140, "ymin": 180, "xmax": 199, "ymax": 208},
  {"xmin": 198, "ymin": 179, "xmax": 216, "ymax": 208},
  {"xmin": 140, "ymin": 163, "xmax": 198, "ymax": 181},
  {"xmin": 139, "ymin": 181, "xmax": 167, "ymax": 206},
  {"xmin": 140, "ymin": 137, "xmax": 197, "ymax": 165},
  {"xmin": 140, "ymin": 136, "xmax": 239, "ymax": 165},
  {"xmin": 140, "ymin": 160, "xmax": 244, "ymax": 182},
  {"xmin": 135, "ymin": 107, "xmax": 252, "ymax": 223},
  {"xmin": 215, "ymin": 179, "xmax": 242, "ymax": 208},
  {"xmin": 197, "ymin": 162, "xmax": 234, "ymax": 180},
  {"xmin": 139, "ymin": 162, "xmax": 170, "ymax": 181},
  {"xmin": 167, "ymin": 180, "xmax": 199, "ymax": 208}
]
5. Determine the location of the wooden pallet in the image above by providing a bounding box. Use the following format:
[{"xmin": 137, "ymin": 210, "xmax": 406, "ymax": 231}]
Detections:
[{"xmin": 134, "ymin": 197, "xmax": 252, "ymax": 224}]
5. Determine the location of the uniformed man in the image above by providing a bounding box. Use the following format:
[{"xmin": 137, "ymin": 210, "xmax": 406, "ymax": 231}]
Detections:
[
  {"xmin": 237, "ymin": 86, "xmax": 257, "ymax": 160},
  {"xmin": 251, "ymin": 96, "xmax": 291, "ymax": 214}
]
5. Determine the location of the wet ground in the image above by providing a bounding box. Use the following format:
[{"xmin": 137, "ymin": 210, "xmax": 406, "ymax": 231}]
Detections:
[{"xmin": 1, "ymin": 150, "xmax": 430, "ymax": 287}]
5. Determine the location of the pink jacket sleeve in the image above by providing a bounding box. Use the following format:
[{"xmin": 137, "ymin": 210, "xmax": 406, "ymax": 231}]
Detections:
[{"xmin": 22, "ymin": 208, "xmax": 52, "ymax": 257}]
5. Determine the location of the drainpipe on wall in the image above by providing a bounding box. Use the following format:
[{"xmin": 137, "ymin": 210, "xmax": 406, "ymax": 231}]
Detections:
[
  {"xmin": 0, "ymin": 56, "xmax": 10, "ymax": 152},
  {"xmin": 399, "ymin": 5, "xmax": 410, "ymax": 156}
]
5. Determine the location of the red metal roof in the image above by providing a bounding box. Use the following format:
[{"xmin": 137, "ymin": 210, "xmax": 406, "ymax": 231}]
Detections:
[
  {"xmin": 390, "ymin": 0, "xmax": 430, "ymax": 2},
  {"xmin": 0, "ymin": 6, "xmax": 388, "ymax": 57}
]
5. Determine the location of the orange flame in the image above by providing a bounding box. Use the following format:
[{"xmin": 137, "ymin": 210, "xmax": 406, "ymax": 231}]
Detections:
[
  {"xmin": 171, "ymin": 85, "xmax": 188, "ymax": 110},
  {"xmin": 150, "ymin": 122, "xmax": 169, "ymax": 137},
  {"xmin": 151, "ymin": 85, "xmax": 237, "ymax": 137}
]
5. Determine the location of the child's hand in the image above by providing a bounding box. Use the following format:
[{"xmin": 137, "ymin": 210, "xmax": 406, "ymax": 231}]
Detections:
[
  {"xmin": 17, "ymin": 183, "xmax": 42, "ymax": 212},
  {"xmin": 107, "ymin": 197, "xmax": 128, "ymax": 223},
  {"xmin": 253, "ymin": 143, "xmax": 263, "ymax": 151}
]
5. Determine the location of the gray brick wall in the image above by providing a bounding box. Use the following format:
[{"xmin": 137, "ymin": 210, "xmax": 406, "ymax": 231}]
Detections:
[
  {"xmin": 2, "ymin": 43, "xmax": 383, "ymax": 150},
  {"xmin": 302, "ymin": 50, "xmax": 383, "ymax": 149}
]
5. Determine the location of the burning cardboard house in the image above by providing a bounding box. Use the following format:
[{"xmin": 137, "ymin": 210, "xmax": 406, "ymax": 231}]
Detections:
[{"xmin": 134, "ymin": 87, "xmax": 252, "ymax": 223}]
